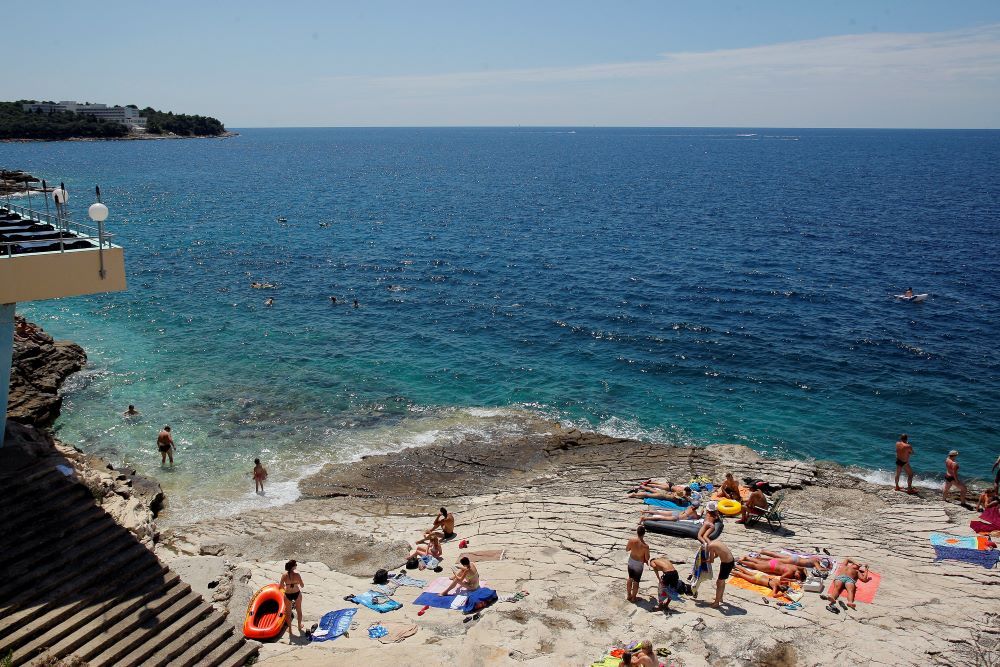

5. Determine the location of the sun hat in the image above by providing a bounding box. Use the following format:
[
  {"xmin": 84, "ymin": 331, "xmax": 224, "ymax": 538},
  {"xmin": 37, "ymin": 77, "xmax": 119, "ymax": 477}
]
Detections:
[
  {"xmin": 707, "ymin": 501, "xmax": 718, "ymax": 513},
  {"xmin": 948, "ymin": 450, "xmax": 959, "ymax": 456},
  {"xmin": 690, "ymin": 498, "xmax": 701, "ymax": 507}
]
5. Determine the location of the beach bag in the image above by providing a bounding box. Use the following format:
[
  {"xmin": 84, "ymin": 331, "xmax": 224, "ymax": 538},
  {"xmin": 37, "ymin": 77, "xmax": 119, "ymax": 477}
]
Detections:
[
  {"xmin": 405, "ymin": 557, "xmax": 419, "ymax": 570},
  {"xmin": 373, "ymin": 569, "xmax": 389, "ymax": 585}
]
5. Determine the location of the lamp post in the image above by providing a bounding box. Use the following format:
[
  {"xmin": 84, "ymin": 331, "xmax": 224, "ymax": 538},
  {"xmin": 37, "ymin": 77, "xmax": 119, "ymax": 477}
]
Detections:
[{"xmin": 88, "ymin": 186, "xmax": 109, "ymax": 279}]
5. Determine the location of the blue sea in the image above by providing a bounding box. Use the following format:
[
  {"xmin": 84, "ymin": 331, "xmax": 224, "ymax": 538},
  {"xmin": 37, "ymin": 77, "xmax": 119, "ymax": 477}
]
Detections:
[{"xmin": 3, "ymin": 128, "xmax": 999, "ymax": 521}]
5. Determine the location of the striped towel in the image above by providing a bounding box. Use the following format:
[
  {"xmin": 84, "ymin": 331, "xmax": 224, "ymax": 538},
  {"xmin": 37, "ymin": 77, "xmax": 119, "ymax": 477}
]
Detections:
[{"xmin": 929, "ymin": 533, "xmax": 979, "ymax": 549}]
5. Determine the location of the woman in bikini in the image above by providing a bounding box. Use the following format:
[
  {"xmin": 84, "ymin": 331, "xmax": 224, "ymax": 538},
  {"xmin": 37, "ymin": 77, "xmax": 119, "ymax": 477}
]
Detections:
[
  {"xmin": 441, "ymin": 556, "xmax": 479, "ymax": 595},
  {"xmin": 731, "ymin": 564, "xmax": 792, "ymax": 596},
  {"xmin": 757, "ymin": 550, "xmax": 832, "ymax": 571},
  {"xmin": 640, "ymin": 499, "xmax": 701, "ymax": 523},
  {"xmin": 280, "ymin": 560, "xmax": 305, "ymax": 636},
  {"xmin": 739, "ymin": 555, "xmax": 807, "ymax": 581},
  {"xmin": 408, "ymin": 534, "xmax": 443, "ymax": 567}
]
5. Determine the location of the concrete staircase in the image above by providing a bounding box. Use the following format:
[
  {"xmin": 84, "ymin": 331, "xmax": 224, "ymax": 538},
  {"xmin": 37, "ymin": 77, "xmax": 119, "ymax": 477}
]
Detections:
[{"xmin": 0, "ymin": 444, "xmax": 259, "ymax": 667}]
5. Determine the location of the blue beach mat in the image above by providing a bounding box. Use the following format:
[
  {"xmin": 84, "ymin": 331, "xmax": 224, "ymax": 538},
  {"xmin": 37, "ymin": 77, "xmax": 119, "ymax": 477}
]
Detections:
[
  {"xmin": 310, "ymin": 608, "xmax": 357, "ymax": 642},
  {"xmin": 933, "ymin": 545, "xmax": 999, "ymax": 569},
  {"xmin": 348, "ymin": 591, "xmax": 403, "ymax": 613},
  {"xmin": 643, "ymin": 499, "xmax": 687, "ymax": 511},
  {"xmin": 413, "ymin": 588, "xmax": 498, "ymax": 613},
  {"xmin": 413, "ymin": 592, "xmax": 459, "ymax": 609}
]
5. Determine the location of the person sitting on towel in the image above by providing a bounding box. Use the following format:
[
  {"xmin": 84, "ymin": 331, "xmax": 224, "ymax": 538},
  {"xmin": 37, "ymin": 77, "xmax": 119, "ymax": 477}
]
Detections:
[
  {"xmin": 419, "ymin": 507, "xmax": 456, "ymax": 542},
  {"xmin": 719, "ymin": 472, "xmax": 741, "ymax": 500},
  {"xmin": 639, "ymin": 498, "xmax": 701, "ymax": 523},
  {"xmin": 977, "ymin": 487, "xmax": 999, "ymax": 512},
  {"xmin": 408, "ymin": 534, "xmax": 443, "ymax": 562},
  {"xmin": 736, "ymin": 484, "xmax": 768, "ymax": 525},
  {"xmin": 442, "ymin": 556, "xmax": 479, "ymax": 595},
  {"xmin": 732, "ymin": 563, "xmax": 792, "ymax": 596}
]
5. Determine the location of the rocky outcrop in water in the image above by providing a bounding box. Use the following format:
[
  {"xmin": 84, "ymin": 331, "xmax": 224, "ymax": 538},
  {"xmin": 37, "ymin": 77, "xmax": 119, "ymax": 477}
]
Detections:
[{"xmin": 7, "ymin": 316, "xmax": 86, "ymax": 426}]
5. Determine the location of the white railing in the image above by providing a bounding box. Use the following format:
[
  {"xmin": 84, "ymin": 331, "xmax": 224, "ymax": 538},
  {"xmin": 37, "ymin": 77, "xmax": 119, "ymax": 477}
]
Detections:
[{"xmin": 0, "ymin": 201, "xmax": 116, "ymax": 258}]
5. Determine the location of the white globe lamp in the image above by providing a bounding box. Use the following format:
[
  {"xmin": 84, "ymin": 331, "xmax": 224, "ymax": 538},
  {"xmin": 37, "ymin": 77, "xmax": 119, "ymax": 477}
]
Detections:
[{"xmin": 88, "ymin": 202, "xmax": 109, "ymax": 222}]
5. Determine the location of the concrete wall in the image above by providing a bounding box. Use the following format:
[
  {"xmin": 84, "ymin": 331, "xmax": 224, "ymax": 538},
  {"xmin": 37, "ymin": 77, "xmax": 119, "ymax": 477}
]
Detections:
[{"xmin": 0, "ymin": 247, "xmax": 126, "ymax": 303}]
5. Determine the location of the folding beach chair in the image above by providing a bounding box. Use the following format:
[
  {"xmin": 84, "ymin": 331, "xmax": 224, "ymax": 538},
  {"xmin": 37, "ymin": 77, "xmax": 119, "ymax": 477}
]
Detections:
[{"xmin": 747, "ymin": 490, "xmax": 785, "ymax": 531}]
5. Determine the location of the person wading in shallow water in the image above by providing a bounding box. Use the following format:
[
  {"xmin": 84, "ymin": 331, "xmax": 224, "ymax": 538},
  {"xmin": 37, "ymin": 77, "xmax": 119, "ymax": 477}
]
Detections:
[
  {"xmin": 895, "ymin": 434, "xmax": 916, "ymax": 494},
  {"xmin": 157, "ymin": 426, "xmax": 174, "ymax": 466}
]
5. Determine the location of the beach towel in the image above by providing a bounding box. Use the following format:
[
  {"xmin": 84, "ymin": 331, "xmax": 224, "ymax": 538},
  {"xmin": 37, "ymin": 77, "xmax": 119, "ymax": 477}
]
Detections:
[
  {"xmin": 642, "ymin": 498, "xmax": 688, "ymax": 510},
  {"xmin": 461, "ymin": 587, "xmax": 498, "ymax": 613},
  {"xmin": 310, "ymin": 608, "xmax": 357, "ymax": 642},
  {"xmin": 933, "ymin": 545, "xmax": 1000, "ymax": 569},
  {"xmin": 372, "ymin": 581, "xmax": 400, "ymax": 597},
  {"xmin": 690, "ymin": 547, "xmax": 713, "ymax": 595},
  {"xmin": 391, "ymin": 573, "xmax": 427, "ymax": 588},
  {"xmin": 726, "ymin": 574, "xmax": 795, "ymax": 602},
  {"xmin": 419, "ymin": 555, "xmax": 440, "ymax": 569},
  {"xmin": 375, "ymin": 621, "xmax": 418, "ymax": 644},
  {"xmin": 412, "ymin": 592, "xmax": 467, "ymax": 609},
  {"xmin": 981, "ymin": 506, "xmax": 1000, "ymax": 527},
  {"xmin": 462, "ymin": 549, "xmax": 506, "ymax": 562},
  {"xmin": 348, "ymin": 591, "xmax": 403, "ymax": 613},
  {"xmin": 590, "ymin": 657, "xmax": 623, "ymax": 667},
  {"xmin": 971, "ymin": 521, "xmax": 1000, "ymax": 535},
  {"xmin": 930, "ymin": 533, "xmax": 979, "ymax": 549},
  {"xmin": 827, "ymin": 569, "xmax": 881, "ymax": 604}
]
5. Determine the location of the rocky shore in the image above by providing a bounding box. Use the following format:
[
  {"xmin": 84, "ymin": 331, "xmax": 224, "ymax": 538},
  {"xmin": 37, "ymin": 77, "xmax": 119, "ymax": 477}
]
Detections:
[
  {"xmin": 158, "ymin": 423, "xmax": 998, "ymax": 667},
  {"xmin": 7, "ymin": 316, "xmax": 86, "ymax": 426},
  {"xmin": 9, "ymin": 319, "xmax": 997, "ymax": 666}
]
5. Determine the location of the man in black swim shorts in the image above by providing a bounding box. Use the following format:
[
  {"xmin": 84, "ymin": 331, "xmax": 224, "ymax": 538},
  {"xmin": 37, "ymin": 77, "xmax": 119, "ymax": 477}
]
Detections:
[{"xmin": 706, "ymin": 539, "xmax": 735, "ymax": 609}]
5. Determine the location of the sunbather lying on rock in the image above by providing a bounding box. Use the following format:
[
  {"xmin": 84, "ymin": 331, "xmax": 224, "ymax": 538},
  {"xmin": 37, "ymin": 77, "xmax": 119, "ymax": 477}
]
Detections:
[
  {"xmin": 821, "ymin": 558, "xmax": 870, "ymax": 610},
  {"xmin": 630, "ymin": 486, "xmax": 692, "ymax": 503},
  {"xmin": 637, "ymin": 480, "xmax": 688, "ymax": 494},
  {"xmin": 738, "ymin": 555, "xmax": 807, "ymax": 581},
  {"xmin": 757, "ymin": 550, "xmax": 832, "ymax": 571},
  {"xmin": 640, "ymin": 499, "xmax": 701, "ymax": 522},
  {"xmin": 731, "ymin": 564, "xmax": 792, "ymax": 596}
]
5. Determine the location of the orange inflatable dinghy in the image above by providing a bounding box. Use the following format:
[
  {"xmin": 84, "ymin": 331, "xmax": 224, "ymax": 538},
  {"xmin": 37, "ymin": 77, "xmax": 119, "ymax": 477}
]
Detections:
[{"xmin": 243, "ymin": 584, "xmax": 288, "ymax": 640}]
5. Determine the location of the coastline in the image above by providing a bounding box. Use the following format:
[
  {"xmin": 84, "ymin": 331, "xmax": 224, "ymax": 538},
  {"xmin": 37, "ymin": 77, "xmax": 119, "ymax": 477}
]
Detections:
[
  {"xmin": 0, "ymin": 131, "xmax": 238, "ymax": 143},
  {"xmin": 13, "ymin": 319, "xmax": 1000, "ymax": 665}
]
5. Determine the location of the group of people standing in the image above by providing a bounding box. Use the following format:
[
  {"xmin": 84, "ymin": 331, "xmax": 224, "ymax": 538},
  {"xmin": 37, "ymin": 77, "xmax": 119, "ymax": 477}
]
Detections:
[{"xmin": 894, "ymin": 434, "xmax": 1000, "ymax": 507}]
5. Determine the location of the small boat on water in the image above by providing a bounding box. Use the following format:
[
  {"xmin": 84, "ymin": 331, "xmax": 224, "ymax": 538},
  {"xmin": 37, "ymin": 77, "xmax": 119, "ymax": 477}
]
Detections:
[
  {"xmin": 243, "ymin": 584, "xmax": 287, "ymax": 640},
  {"xmin": 895, "ymin": 293, "xmax": 928, "ymax": 302},
  {"xmin": 276, "ymin": 216, "xmax": 287, "ymax": 223}
]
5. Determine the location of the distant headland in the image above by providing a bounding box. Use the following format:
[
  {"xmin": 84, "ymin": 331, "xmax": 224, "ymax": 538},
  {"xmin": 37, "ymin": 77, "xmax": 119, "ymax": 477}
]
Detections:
[{"xmin": 0, "ymin": 100, "xmax": 235, "ymax": 141}]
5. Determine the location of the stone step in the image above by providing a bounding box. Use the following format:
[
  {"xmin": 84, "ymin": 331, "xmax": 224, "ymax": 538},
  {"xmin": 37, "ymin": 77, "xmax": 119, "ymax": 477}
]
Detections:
[
  {"xmin": 216, "ymin": 637, "xmax": 260, "ymax": 667},
  {"xmin": 0, "ymin": 482, "xmax": 92, "ymax": 536},
  {"xmin": 0, "ymin": 525, "xmax": 134, "ymax": 613},
  {"xmin": 84, "ymin": 590, "xmax": 203, "ymax": 667},
  {"xmin": 0, "ymin": 492, "xmax": 99, "ymax": 543},
  {"xmin": 51, "ymin": 579, "xmax": 192, "ymax": 666},
  {"xmin": 4, "ymin": 564, "xmax": 172, "ymax": 662},
  {"xmin": 199, "ymin": 634, "xmax": 259, "ymax": 667},
  {"xmin": 0, "ymin": 471, "xmax": 85, "ymax": 514},
  {"xmin": 0, "ymin": 542, "xmax": 150, "ymax": 627},
  {"xmin": 147, "ymin": 608, "xmax": 228, "ymax": 667},
  {"xmin": 0, "ymin": 468, "xmax": 72, "ymax": 508},
  {"xmin": 18, "ymin": 575, "xmax": 186, "ymax": 667},
  {"xmin": 116, "ymin": 603, "xmax": 220, "ymax": 667},
  {"xmin": 0, "ymin": 503, "xmax": 107, "ymax": 568},
  {"xmin": 163, "ymin": 620, "xmax": 233, "ymax": 667}
]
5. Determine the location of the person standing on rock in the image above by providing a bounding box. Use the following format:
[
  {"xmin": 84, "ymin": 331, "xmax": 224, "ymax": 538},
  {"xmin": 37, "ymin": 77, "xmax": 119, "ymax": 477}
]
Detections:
[
  {"xmin": 943, "ymin": 450, "xmax": 969, "ymax": 507},
  {"xmin": 705, "ymin": 539, "xmax": 735, "ymax": 609},
  {"xmin": 625, "ymin": 525, "xmax": 650, "ymax": 603},
  {"xmin": 157, "ymin": 426, "xmax": 174, "ymax": 466},
  {"xmin": 895, "ymin": 434, "xmax": 915, "ymax": 494},
  {"xmin": 280, "ymin": 560, "xmax": 305, "ymax": 637}
]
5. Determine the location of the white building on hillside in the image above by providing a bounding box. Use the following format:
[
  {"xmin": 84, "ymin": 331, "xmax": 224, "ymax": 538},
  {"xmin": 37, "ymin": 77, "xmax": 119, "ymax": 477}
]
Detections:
[{"xmin": 22, "ymin": 101, "xmax": 147, "ymax": 131}]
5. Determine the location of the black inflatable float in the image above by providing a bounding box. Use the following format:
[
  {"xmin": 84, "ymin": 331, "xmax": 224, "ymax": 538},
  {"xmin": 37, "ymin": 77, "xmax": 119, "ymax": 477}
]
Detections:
[{"xmin": 643, "ymin": 517, "xmax": 724, "ymax": 540}]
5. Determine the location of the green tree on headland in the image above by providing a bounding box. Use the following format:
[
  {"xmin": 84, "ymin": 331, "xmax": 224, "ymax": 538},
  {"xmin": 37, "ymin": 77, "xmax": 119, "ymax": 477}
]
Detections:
[
  {"xmin": 141, "ymin": 108, "xmax": 226, "ymax": 136},
  {"xmin": 0, "ymin": 101, "xmax": 128, "ymax": 140}
]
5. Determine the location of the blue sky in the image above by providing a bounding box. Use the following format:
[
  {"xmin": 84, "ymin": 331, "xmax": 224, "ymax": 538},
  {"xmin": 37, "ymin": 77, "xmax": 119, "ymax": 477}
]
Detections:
[{"xmin": 5, "ymin": 1, "xmax": 1000, "ymax": 127}]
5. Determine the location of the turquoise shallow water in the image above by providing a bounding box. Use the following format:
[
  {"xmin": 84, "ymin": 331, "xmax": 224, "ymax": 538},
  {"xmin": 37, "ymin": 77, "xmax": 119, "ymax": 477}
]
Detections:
[{"xmin": 3, "ymin": 128, "xmax": 999, "ymax": 520}]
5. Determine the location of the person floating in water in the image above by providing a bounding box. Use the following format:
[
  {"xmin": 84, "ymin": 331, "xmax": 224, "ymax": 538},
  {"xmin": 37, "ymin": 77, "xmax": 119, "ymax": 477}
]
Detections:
[
  {"xmin": 265, "ymin": 297, "xmax": 274, "ymax": 307},
  {"xmin": 123, "ymin": 404, "xmax": 140, "ymax": 417},
  {"xmin": 157, "ymin": 426, "xmax": 175, "ymax": 466},
  {"xmin": 253, "ymin": 458, "xmax": 268, "ymax": 495},
  {"xmin": 329, "ymin": 296, "xmax": 337, "ymax": 304},
  {"xmin": 904, "ymin": 287, "xmax": 914, "ymax": 298},
  {"xmin": 353, "ymin": 299, "xmax": 359, "ymax": 308}
]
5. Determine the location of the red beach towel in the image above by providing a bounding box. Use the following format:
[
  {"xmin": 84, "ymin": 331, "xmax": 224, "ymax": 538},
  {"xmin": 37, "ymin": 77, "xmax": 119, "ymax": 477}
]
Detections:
[{"xmin": 828, "ymin": 568, "xmax": 881, "ymax": 604}]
